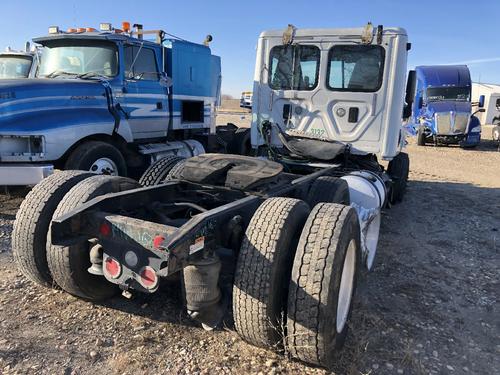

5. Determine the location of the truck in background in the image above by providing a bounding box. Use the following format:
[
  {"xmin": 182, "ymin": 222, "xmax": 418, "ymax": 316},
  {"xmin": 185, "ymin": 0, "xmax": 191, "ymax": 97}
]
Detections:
[
  {"xmin": 471, "ymin": 82, "xmax": 500, "ymax": 141},
  {"xmin": 0, "ymin": 22, "xmax": 233, "ymax": 185},
  {"xmin": 410, "ymin": 65, "xmax": 484, "ymax": 148},
  {"xmin": 0, "ymin": 43, "xmax": 38, "ymax": 79},
  {"xmin": 239, "ymin": 91, "xmax": 252, "ymax": 109}
]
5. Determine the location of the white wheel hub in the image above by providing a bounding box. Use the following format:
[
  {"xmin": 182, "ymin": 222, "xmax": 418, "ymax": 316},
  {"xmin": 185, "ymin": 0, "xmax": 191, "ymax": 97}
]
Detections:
[
  {"xmin": 90, "ymin": 157, "xmax": 118, "ymax": 176},
  {"xmin": 336, "ymin": 240, "xmax": 356, "ymax": 333}
]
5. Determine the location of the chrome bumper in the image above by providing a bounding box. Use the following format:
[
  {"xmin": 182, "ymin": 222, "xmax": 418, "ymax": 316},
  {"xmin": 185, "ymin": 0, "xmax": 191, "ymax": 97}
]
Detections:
[{"xmin": 0, "ymin": 164, "xmax": 54, "ymax": 186}]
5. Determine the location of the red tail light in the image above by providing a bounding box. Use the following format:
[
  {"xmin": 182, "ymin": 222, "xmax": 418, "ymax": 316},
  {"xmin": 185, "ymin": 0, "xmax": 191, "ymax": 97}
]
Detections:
[
  {"xmin": 99, "ymin": 222, "xmax": 111, "ymax": 236},
  {"xmin": 104, "ymin": 257, "xmax": 121, "ymax": 279},
  {"xmin": 139, "ymin": 266, "xmax": 158, "ymax": 289},
  {"xmin": 153, "ymin": 235, "xmax": 165, "ymax": 249}
]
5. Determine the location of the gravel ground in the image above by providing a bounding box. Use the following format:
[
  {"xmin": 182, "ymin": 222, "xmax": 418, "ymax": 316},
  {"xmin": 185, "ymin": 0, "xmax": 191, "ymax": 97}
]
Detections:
[{"xmin": 0, "ymin": 117, "xmax": 498, "ymax": 374}]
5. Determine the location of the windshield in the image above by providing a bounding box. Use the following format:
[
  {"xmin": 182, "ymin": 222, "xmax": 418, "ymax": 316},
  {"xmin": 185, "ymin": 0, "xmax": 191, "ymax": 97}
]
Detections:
[
  {"xmin": 427, "ymin": 87, "xmax": 470, "ymax": 102},
  {"xmin": 0, "ymin": 56, "xmax": 32, "ymax": 78},
  {"xmin": 38, "ymin": 41, "xmax": 118, "ymax": 78}
]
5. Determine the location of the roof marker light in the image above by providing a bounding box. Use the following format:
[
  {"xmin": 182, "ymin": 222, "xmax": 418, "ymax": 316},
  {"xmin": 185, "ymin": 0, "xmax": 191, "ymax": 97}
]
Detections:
[
  {"xmin": 48, "ymin": 26, "xmax": 59, "ymax": 34},
  {"xmin": 67, "ymin": 28, "xmax": 77, "ymax": 33},
  {"xmin": 100, "ymin": 23, "xmax": 112, "ymax": 32},
  {"xmin": 86, "ymin": 27, "xmax": 96, "ymax": 32},
  {"xmin": 122, "ymin": 21, "xmax": 131, "ymax": 33}
]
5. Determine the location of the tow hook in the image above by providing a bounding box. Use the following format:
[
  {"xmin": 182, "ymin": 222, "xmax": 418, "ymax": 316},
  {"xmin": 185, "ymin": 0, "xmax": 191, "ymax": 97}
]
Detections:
[{"xmin": 88, "ymin": 243, "xmax": 104, "ymax": 276}]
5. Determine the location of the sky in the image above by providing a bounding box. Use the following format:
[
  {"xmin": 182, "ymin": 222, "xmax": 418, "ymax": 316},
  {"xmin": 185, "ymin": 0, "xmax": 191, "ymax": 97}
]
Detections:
[{"xmin": 1, "ymin": 0, "xmax": 499, "ymax": 97}]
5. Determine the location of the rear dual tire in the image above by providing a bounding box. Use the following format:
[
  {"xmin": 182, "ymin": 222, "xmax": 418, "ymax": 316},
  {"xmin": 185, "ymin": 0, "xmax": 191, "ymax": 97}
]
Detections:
[
  {"xmin": 287, "ymin": 203, "xmax": 361, "ymax": 368},
  {"xmin": 12, "ymin": 171, "xmax": 94, "ymax": 286},
  {"xmin": 233, "ymin": 197, "xmax": 310, "ymax": 348},
  {"xmin": 47, "ymin": 175, "xmax": 140, "ymax": 301},
  {"xmin": 233, "ymin": 198, "xmax": 361, "ymax": 369},
  {"xmin": 139, "ymin": 155, "xmax": 185, "ymax": 186}
]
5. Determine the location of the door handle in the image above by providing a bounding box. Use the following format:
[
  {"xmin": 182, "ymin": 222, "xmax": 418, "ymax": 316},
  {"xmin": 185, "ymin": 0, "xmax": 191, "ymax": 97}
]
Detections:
[
  {"xmin": 348, "ymin": 107, "xmax": 359, "ymax": 123},
  {"xmin": 283, "ymin": 104, "xmax": 292, "ymax": 124}
]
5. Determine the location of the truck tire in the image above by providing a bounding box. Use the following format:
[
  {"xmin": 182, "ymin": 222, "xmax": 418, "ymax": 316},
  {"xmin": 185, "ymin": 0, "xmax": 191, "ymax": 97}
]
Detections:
[
  {"xmin": 139, "ymin": 156, "xmax": 185, "ymax": 186},
  {"xmin": 287, "ymin": 203, "xmax": 361, "ymax": 368},
  {"xmin": 47, "ymin": 175, "xmax": 140, "ymax": 301},
  {"xmin": 64, "ymin": 141, "xmax": 127, "ymax": 177},
  {"xmin": 233, "ymin": 197, "xmax": 310, "ymax": 349},
  {"xmin": 228, "ymin": 128, "xmax": 251, "ymax": 155},
  {"xmin": 12, "ymin": 171, "xmax": 94, "ymax": 287},
  {"xmin": 307, "ymin": 176, "xmax": 350, "ymax": 207},
  {"xmin": 388, "ymin": 152, "xmax": 410, "ymax": 204},
  {"xmin": 417, "ymin": 126, "xmax": 426, "ymax": 146},
  {"xmin": 165, "ymin": 159, "xmax": 187, "ymax": 181}
]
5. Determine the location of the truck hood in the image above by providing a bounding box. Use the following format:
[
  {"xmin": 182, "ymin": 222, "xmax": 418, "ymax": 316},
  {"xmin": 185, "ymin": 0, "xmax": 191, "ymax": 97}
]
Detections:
[
  {"xmin": 425, "ymin": 101, "xmax": 471, "ymax": 116},
  {"xmin": 0, "ymin": 78, "xmax": 109, "ymax": 131}
]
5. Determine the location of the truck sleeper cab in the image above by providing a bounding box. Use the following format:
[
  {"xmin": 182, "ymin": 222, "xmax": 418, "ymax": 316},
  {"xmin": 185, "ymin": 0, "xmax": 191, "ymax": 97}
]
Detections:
[
  {"xmin": 411, "ymin": 65, "xmax": 484, "ymax": 148},
  {"xmin": 0, "ymin": 23, "xmax": 222, "ymax": 185}
]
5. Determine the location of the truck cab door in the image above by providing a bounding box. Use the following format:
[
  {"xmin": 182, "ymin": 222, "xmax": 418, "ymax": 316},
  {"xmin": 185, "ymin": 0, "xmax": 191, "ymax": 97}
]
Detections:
[
  {"xmin": 122, "ymin": 44, "xmax": 169, "ymax": 140},
  {"xmin": 265, "ymin": 42, "xmax": 387, "ymax": 152}
]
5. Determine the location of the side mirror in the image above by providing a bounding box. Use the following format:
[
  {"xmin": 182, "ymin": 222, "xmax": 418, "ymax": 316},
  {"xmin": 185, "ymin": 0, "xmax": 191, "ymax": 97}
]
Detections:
[
  {"xmin": 159, "ymin": 73, "xmax": 173, "ymax": 88},
  {"xmin": 405, "ymin": 70, "xmax": 416, "ymax": 105},
  {"xmin": 478, "ymin": 95, "xmax": 485, "ymax": 108}
]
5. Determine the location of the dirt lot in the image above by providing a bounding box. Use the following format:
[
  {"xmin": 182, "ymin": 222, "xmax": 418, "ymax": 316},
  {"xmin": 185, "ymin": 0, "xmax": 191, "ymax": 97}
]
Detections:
[{"xmin": 0, "ymin": 117, "xmax": 498, "ymax": 374}]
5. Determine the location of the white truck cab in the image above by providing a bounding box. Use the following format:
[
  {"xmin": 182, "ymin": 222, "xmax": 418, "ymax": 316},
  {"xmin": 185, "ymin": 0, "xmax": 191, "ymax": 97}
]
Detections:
[{"xmin": 251, "ymin": 24, "xmax": 410, "ymax": 160}]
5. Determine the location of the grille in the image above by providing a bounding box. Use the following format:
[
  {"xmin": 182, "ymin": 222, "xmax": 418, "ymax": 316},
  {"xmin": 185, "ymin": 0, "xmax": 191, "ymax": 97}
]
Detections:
[
  {"xmin": 435, "ymin": 112, "xmax": 469, "ymax": 135},
  {"xmin": 454, "ymin": 114, "xmax": 469, "ymax": 133}
]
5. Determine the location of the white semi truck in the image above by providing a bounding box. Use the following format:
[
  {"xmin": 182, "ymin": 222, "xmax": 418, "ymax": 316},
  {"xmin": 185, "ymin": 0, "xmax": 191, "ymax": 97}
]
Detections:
[{"xmin": 13, "ymin": 23, "xmax": 412, "ymax": 370}]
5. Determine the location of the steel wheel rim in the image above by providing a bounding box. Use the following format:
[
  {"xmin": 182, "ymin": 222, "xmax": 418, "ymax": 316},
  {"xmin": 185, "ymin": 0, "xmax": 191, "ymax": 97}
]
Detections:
[
  {"xmin": 336, "ymin": 240, "xmax": 356, "ymax": 333},
  {"xmin": 90, "ymin": 157, "xmax": 118, "ymax": 176}
]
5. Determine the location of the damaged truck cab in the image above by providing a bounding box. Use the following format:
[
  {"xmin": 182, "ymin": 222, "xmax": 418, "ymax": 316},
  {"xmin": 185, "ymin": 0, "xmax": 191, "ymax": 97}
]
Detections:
[
  {"xmin": 251, "ymin": 25, "xmax": 410, "ymax": 160},
  {"xmin": 0, "ymin": 23, "xmax": 221, "ymax": 185}
]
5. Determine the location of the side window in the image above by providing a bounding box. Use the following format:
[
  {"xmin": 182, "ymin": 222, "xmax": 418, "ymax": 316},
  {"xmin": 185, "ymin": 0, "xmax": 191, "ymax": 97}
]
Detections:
[
  {"xmin": 327, "ymin": 45, "xmax": 385, "ymax": 92},
  {"xmin": 496, "ymin": 98, "xmax": 500, "ymax": 109},
  {"xmin": 124, "ymin": 45, "xmax": 159, "ymax": 81},
  {"xmin": 269, "ymin": 45, "xmax": 320, "ymax": 91}
]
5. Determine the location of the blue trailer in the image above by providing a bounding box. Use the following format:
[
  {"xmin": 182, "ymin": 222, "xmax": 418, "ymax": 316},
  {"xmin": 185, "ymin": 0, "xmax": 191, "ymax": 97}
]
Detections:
[
  {"xmin": 0, "ymin": 23, "xmax": 239, "ymax": 185},
  {"xmin": 410, "ymin": 65, "xmax": 484, "ymax": 147}
]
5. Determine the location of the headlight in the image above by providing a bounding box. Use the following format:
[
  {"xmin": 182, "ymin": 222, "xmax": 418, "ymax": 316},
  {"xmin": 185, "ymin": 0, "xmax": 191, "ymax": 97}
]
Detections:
[{"xmin": 0, "ymin": 135, "xmax": 44, "ymax": 155}]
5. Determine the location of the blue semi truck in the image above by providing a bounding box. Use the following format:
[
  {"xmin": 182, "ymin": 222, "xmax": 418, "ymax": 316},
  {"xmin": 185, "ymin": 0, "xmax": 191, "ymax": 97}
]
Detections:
[
  {"xmin": 410, "ymin": 65, "xmax": 484, "ymax": 147},
  {"xmin": 0, "ymin": 22, "xmax": 236, "ymax": 185}
]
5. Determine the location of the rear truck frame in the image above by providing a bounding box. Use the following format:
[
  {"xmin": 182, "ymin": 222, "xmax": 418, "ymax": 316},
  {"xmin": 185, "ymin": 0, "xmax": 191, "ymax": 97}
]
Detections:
[{"xmin": 12, "ymin": 24, "xmax": 412, "ymax": 369}]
